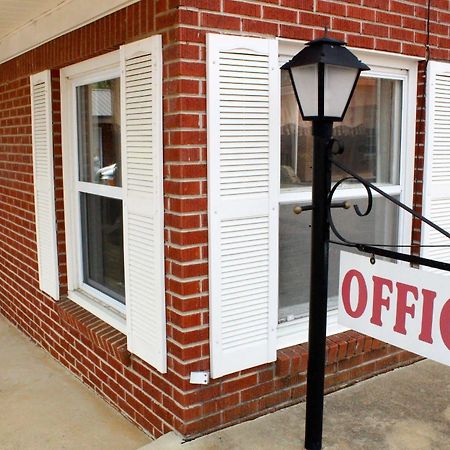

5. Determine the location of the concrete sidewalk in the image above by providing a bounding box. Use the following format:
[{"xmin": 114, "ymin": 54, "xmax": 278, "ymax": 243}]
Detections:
[
  {"xmin": 0, "ymin": 316, "xmax": 151, "ymax": 450},
  {"xmin": 146, "ymin": 360, "xmax": 450, "ymax": 450}
]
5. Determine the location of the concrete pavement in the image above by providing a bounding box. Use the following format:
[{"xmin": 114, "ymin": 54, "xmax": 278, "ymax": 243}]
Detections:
[
  {"xmin": 145, "ymin": 359, "xmax": 450, "ymax": 450},
  {"xmin": 0, "ymin": 315, "xmax": 151, "ymax": 450}
]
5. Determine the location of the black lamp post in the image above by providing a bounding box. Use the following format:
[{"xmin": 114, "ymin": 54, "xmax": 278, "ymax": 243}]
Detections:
[{"xmin": 282, "ymin": 37, "xmax": 369, "ymax": 450}]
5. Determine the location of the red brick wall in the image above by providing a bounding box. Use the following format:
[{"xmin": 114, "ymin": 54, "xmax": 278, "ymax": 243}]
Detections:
[
  {"xmin": 172, "ymin": 0, "xmax": 449, "ymax": 59},
  {"xmin": 0, "ymin": 0, "xmax": 448, "ymax": 440},
  {"xmin": 412, "ymin": 61, "xmax": 427, "ymax": 252}
]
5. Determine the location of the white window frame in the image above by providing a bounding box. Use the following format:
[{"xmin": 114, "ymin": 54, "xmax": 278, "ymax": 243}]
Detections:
[
  {"xmin": 61, "ymin": 51, "xmax": 127, "ymax": 334},
  {"xmin": 277, "ymin": 40, "xmax": 419, "ymax": 349}
]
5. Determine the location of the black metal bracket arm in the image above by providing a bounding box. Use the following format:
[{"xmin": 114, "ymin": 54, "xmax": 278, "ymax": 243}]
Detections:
[
  {"xmin": 354, "ymin": 243, "xmax": 450, "ymax": 272},
  {"xmin": 328, "ymin": 154, "xmax": 450, "ymax": 272}
]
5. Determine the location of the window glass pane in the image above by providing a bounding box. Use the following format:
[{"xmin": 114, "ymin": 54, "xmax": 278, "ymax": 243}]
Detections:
[
  {"xmin": 77, "ymin": 78, "xmax": 121, "ymax": 186},
  {"xmin": 80, "ymin": 193, "xmax": 125, "ymax": 303},
  {"xmin": 281, "ymin": 72, "xmax": 402, "ymax": 188},
  {"xmin": 278, "ymin": 196, "xmax": 399, "ymax": 322}
]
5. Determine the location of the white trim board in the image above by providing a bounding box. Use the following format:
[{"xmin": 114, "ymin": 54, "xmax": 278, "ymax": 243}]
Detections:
[{"xmin": 0, "ymin": 0, "xmax": 139, "ymax": 65}]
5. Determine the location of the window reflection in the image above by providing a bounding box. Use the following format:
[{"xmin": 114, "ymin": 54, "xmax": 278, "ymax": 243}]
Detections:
[
  {"xmin": 80, "ymin": 193, "xmax": 125, "ymax": 303},
  {"xmin": 279, "ymin": 72, "xmax": 403, "ymax": 324},
  {"xmin": 278, "ymin": 197, "xmax": 399, "ymax": 322},
  {"xmin": 280, "ymin": 72, "xmax": 402, "ymax": 188},
  {"xmin": 77, "ymin": 78, "xmax": 121, "ymax": 186}
]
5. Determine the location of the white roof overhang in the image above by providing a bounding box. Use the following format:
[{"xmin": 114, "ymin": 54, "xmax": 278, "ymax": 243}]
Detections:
[{"xmin": 0, "ymin": 0, "xmax": 139, "ymax": 65}]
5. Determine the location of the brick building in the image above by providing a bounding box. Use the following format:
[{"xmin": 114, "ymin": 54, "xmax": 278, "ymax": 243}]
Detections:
[{"xmin": 0, "ymin": 0, "xmax": 449, "ymax": 440}]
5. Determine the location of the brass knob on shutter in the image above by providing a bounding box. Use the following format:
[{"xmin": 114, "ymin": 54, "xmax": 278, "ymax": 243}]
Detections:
[{"xmin": 293, "ymin": 206, "xmax": 302, "ymax": 215}]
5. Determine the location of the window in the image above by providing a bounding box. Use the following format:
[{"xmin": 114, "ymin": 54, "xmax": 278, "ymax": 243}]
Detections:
[
  {"xmin": 277, "ymin": 45, "xmax": 417, "ymax": 348},
  {"xmin": 60, "ymin": 36, "xmax": 167, "ymax": 371},
  {"xmin": 62, "ymin": 53, "xmax": 127, "ymax": 330},
  {"xmin": 77, "ymin": 78, "xmax": 125, "ymax": 304}
]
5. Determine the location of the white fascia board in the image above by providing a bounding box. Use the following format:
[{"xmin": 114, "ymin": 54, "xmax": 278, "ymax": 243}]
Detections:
[{"xmin": 0, "ymin": 0, "xmax": 140, "ymax": 65}]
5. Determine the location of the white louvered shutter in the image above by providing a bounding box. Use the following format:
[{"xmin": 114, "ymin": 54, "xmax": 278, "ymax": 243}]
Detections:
[
  {"xmin": 207, "ymin": 34, "xmax": 280, "ymax": 378},
  {"xmin": 30, "ymin": 71, "xmax": 59, "ymax": 300},
  {"xmin": 422, "ymin": 61, "xmax": 450, "ymax": 273},
  {"xmin": 120, "ymin": 36, "xmax": 166, "ymax": 372}
]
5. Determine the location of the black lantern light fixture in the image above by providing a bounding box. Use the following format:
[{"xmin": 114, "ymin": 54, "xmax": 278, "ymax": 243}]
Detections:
[
  {"xmin": 282, "ymin": 36, "xmax": 369, "ymax": 122},
  {"xmin": 282, "ymin": 36, "xmax": 369, "ymax": 450}
]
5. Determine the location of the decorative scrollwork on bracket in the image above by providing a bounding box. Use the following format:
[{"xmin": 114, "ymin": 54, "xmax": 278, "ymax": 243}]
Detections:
[{"xmin": 327, "ymin": 174, "xmax": 373, "ymax": 246}]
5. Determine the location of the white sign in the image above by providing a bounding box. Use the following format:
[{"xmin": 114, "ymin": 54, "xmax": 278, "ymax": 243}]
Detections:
[{"xmin": 338, "ymin": 251, "xmax": 450, "ymax": 367}]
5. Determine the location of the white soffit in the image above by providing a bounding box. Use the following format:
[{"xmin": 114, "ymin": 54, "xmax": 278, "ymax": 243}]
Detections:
[
  {"xmin": 0, "ymin": 0, "xmax": 140, "ymax": 65},
  {"xmin": 0, "ymin": 1, "xmax": 63, "ymax": 39}
]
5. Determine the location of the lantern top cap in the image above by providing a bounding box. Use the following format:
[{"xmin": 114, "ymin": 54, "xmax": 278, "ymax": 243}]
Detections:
[
  {"xmin": 307, "ymin": 36, "xmax": 346, "ymax": 47},
  {"xmin": 281, "ymin": 35, "xmax": 370, "ymax": 72}
]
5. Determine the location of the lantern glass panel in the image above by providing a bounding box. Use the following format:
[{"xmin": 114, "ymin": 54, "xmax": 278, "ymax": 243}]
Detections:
[
  {"xmin": 291, "ymin": 64, "xmax": 318, "ymax": 118},
  {"xmin": 324, "ymin": 64, "xmax": 359, "ymax": 119}
]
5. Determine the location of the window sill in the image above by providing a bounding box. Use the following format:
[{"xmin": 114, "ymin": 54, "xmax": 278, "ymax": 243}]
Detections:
[
  {"xmin": 277, "ymin": 309, "xmax": 347, "ymax": 350},
  {"xmin": 56, "ymin": 297, "xmax": 130, "ymax": 365},
  {"xmin": 67, "ymin": 288, "xmax": 126, "ymax": 334}
]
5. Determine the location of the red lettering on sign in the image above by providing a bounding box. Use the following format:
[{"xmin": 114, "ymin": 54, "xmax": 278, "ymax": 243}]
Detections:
[
  {"xmin": 370, "ymin": 276, "xmax": 392, "ymax": 326},
  {"xmin": 341, "ymin": 269, "xmax": 367, "ymax": 318},
  {"xmin": 393, "ymin": 282, "xmax": 417, "ymax": 335},
  {"xmin": 440, "ymin": 299, "xmax": 450, "ymax": 351},
  {"xmin": 418, "ymin": 289, "xmax": 437, "ymax": 344}
]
